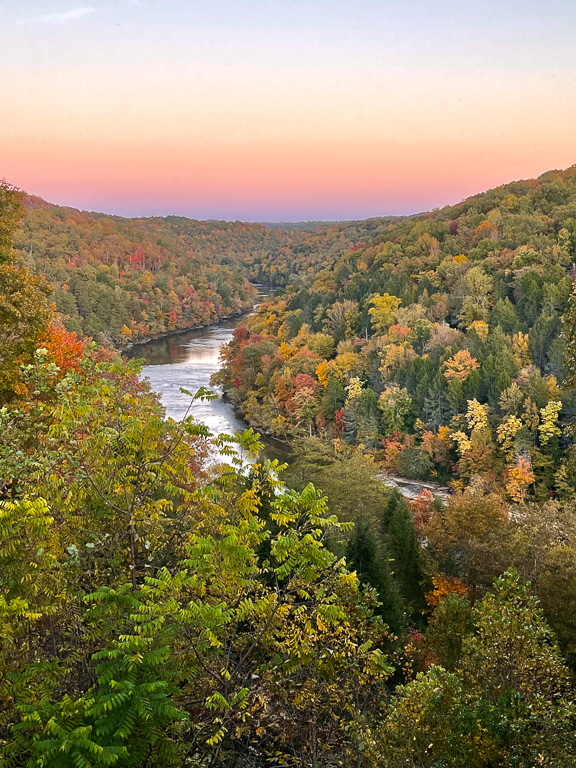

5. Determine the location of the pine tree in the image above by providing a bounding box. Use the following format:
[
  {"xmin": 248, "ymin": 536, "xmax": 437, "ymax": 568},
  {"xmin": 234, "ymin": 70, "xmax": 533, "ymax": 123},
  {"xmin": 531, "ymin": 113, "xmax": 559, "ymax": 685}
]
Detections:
[
  {"xmin": 346, "ymin": 516, "xmax": 404, "ymax": 633},
  {"xmin": 382, "ymin": 491, "xmax": 426, "ymax": 618},
  {"xmin": 562, "ymin": 282, "xmax": 576, "ymax": 389}
]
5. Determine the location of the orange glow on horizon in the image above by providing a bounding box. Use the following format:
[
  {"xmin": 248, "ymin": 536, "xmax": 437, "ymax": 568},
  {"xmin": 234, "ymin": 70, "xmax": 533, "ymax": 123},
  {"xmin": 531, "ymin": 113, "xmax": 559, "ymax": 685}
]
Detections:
[
  {"xmin": 5, "ymin": 128, "xmax": 576, "ymax": 220},
  {"xmin": 2, "ymin": 1, "xmax": 576, "ymax": 220}
]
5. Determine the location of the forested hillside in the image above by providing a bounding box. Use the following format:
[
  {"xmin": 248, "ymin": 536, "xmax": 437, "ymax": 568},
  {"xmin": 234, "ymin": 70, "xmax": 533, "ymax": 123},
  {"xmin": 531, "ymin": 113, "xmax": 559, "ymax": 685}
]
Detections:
[
  {"xmin": 216, "ymin": 165, "xmax": 576, "ymax": 500},
  {"xmin": 14, "ymin": 196, "xmax": 397, "ymax": 345},
  {"xmin": 2, "ymin": 175, "xmax": 576, "ymax": 767}
]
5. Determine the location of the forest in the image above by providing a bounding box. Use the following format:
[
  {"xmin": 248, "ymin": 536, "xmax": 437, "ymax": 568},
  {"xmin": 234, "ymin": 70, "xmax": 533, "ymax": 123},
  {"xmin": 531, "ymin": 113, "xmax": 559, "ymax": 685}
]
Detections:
[
  {"xmin": 1, "ymin": 172, "xmax": 576, "ymax": 767},
  {"xmin": 14, "ymin": 196, "xmax": 396, "ymax": 346},
  {"xmin": 216, "ymin": 166, "xmax": 576, "ymax": 501}
]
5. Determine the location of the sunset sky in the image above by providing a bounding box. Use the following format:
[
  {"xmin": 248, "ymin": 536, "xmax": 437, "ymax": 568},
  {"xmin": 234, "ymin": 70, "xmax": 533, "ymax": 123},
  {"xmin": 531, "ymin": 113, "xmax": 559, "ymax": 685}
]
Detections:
[{"xmin": 2, "ymin": 0, "xmax": 576, "ymax": 221}]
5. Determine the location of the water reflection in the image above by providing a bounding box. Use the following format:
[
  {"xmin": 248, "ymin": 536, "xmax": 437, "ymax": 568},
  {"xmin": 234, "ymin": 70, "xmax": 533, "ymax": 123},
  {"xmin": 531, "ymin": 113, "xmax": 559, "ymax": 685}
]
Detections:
[
  {"xmin": 129, "ymin": 290, "xmax": 290, "ymax": 465},
  {"xmin": 130, "ymin": 316, "xmax": 248, "ymax": 435}
]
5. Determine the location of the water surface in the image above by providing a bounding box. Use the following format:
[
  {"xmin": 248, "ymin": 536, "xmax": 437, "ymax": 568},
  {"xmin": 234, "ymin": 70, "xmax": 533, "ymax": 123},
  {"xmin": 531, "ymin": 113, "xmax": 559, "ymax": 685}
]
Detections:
[
  {"xmin": 130, "ymin": 311, "xmax": 433, "ymax": 495},
  {"xmin": 131, "ymin": 316, "xmax": 248, "ymax": 438}
]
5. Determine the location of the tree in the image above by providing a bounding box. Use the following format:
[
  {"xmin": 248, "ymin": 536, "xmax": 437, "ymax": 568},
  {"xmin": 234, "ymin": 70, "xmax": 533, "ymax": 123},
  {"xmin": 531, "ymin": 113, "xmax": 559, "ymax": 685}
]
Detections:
[
  {"xmin": 497, "ymin": 414, "xmax": 523, "ymax": 458},
  {"xmin": 457, "ymin": 266, "xmax": 494, "ymax": 326},
  {"xmin": 490, "ymin": 297, "xmax": 520, "ymax": 335},
  {"xmin": 378, "ymin": 386, "xmax": 413, "ymax": 434},
  {"xmin": 323, "ymin": 300, "xmax": 359, "ymax": 341},
  {"xmin": 499, "ymin": 382, "xmax": 524, "ymax": 416},
  {"xmin": 0, "ymin": 496, "xmax": 65, "ymax": 748},
  {"xmin": 463, "ymin": 570, "xmax": 571, "ymax": 706},
  {"xmin": 374, "ymin": 571, "xmax": 576, "ymax": 768},
  {"xmin": 0, "ymin": 181, "xmax": 25, "ymax": 264},
  {"xmin": 0, "ymin": 181, "xmax": 51, "ymax": 401},
  {"xmin": 368, "ymin": 293, "xmax": 402, "ymax": 335},
  {"xmin": 539, "ymin": 400, "xmax": 562, "ymax": 445},
  {"xmin": 425, "ymin": 490, "xmax": 512, "ymax": 590},
  {"xmin": 512, "ymin": 330, "xmax": 531, "ymax": 367},
  {"xmin": 444, "ymin": 349, "xmax": 480, "ymax": 383},
  {"xmin": 563, "ymin": 283, "xmax": 576, "ymax": 388},
  {"xmin": 346, "ymin": 515, "xmax": 404, "ymax": 633},
  {"xmin": 509, "ymin": 501, "xmax": 576, "ymax": 659},
  {"xmin": 356, "ymin": 388, "xmax": 381, "ymax": 446},
  {"xmin": 382, "ymin": 491, "xmax": 426, "ymax": 617},
  {"xmin": 425, "ymin": 591, "xmax": 473, "ymax": 671},
  {"xmin": 396, "ymin": 445, "xmax": 433, "ymax": 480},
  {"xmin": 285, "ymin": 437, "xmax": 392, "ymax": 529}
]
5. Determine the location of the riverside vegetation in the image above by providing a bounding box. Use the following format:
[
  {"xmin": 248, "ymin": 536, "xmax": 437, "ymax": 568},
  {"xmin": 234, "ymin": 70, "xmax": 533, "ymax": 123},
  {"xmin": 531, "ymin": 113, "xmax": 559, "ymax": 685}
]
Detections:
[
  {"xmin": 14, "ymin": 195, "xmax": 398, "ymax": 346},
  {"xmin": 1, "ymin": 173, "xmax": 576, "ymax": 766}
]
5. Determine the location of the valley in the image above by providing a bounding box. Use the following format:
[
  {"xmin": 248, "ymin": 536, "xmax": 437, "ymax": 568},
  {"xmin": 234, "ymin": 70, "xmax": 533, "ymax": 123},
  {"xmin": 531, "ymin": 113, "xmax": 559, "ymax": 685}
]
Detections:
[{"xmin": 2, "ymin": 168, "xmax": 576, "ymax": 766}]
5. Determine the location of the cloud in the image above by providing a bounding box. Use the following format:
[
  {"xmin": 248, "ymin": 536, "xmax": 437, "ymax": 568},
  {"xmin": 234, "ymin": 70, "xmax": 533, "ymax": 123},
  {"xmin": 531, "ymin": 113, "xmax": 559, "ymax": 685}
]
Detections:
[
  {"xmin": 42, "ymin": 6, "xmax": 96, "ymax": 22},
  {"xmin": 17, "ymin": 6, "xmax": 96, "ymax": 25}
]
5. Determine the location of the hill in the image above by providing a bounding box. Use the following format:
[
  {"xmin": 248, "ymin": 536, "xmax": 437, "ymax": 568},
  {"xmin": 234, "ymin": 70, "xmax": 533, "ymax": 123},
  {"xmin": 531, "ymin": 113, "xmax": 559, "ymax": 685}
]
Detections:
[
  {"xmin": 13, "ymin": 197, "xmax": 400, "ymax": 345},
  {"xmin": 215, "ymin": 165, "xmax": 576, "ymax": 500},
  {"xmin": 2, "ymin": 174, "xmax": 576, "ymax": 766}
]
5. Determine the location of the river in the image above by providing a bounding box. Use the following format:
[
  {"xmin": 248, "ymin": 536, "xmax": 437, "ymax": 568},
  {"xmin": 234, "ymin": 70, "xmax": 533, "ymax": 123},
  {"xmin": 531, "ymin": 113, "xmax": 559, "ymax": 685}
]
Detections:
[
  {"xmin": 128, "ymin": 291, "xmax": 288, "ymax": 465},
  {"xmin": 129, "ymin": 316, "xmax": 251, "ymax": 442},
  {"xmin": 129, "ymin": 308, "xmax": 448, "ymax": 497}
]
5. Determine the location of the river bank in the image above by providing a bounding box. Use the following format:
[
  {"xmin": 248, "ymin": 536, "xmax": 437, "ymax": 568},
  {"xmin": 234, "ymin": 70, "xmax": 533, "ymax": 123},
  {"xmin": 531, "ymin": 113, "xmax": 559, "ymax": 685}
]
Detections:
[
  {"xmin": 376, "ymin": 474, "xmax": 451, "ymax": 501},
  {"xmin": 123, "ymin": 307, "xmax": 253, "ymax": 355},
  {"xmin": 135, "ymin": 308, "xmax": 450, "ymax": 499},
  {"xmin": 125, "ymin": 282, "xmax": 277, "ymax": 354}
]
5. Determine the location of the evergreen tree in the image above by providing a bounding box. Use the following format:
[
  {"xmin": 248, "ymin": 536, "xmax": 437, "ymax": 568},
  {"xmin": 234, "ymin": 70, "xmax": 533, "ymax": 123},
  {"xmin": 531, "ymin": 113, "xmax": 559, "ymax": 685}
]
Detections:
[
  {"xmin": 346, "ymin": 515, "xmax": 404, "ymax": 633},
  {"xmin": 490, "ymin": 297, "xmax": 520, "ymax": 334},
  {"xmin": 323, "ymin": 376, "xmax": 346, "ymax": 418},
  {"xmin": 423, "ymin": 373, "xmax": 452, "ymax": 430},
  {"xmin": 382, "ymin": 491, "xmax": 426, "ymax": 618},
  {"xmin": 562, "ymin": 283, "xmax": 576, "ymax": 388}
]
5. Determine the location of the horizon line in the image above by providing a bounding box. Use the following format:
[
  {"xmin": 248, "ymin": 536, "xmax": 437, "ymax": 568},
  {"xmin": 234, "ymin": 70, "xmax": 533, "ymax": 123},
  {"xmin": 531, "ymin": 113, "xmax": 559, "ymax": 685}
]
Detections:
[{"xmin": 14, "ymin": 161, "xmax": 576, "ymax": 226}]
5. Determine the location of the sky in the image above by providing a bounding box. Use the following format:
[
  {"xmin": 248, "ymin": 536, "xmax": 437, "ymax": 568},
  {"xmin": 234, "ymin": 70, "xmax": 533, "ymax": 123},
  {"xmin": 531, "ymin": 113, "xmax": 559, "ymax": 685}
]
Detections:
[{"xmin": 1, "ymin": 0, "xmax": 576, "ymax": 221}]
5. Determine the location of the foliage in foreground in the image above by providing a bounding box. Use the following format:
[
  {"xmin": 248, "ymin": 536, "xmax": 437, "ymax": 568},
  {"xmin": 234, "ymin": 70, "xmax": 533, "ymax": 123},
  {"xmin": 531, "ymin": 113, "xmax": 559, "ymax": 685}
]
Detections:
[
  {"xmin": 376, "ymin": 571, "xmax": 576, "ymax": 766},
  {"xmin": 2, "ymin": 175, "xmax": 576, "ymax": 766},
  {"xmin": 1, "ymin": 341, "xmax": 575, "ymax": 766},
  {"xmin": 0, "ymin": 341, "xmax": 394, "ymax": 766}
]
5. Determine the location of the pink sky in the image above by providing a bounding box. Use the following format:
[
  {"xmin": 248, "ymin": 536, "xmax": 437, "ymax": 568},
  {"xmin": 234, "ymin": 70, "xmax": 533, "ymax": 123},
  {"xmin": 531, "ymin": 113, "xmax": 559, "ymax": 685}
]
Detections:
[{"xmin": 2, "ymin": 1, "xmax": 576, "ymax": 220}]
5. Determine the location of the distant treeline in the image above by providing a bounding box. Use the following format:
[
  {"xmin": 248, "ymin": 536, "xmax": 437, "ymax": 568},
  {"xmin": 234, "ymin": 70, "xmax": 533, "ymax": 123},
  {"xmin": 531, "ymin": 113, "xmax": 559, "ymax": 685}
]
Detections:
[{"xmin": 14, "ymin": 196, "xmax": 398, "ymax": 344}]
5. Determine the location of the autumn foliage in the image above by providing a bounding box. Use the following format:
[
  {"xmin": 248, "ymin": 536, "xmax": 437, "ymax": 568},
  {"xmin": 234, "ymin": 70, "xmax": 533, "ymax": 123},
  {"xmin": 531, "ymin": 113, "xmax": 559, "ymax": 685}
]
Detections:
[{"xmin": 40, "ymin": 324, "xmax": 85, "ymax": 373}]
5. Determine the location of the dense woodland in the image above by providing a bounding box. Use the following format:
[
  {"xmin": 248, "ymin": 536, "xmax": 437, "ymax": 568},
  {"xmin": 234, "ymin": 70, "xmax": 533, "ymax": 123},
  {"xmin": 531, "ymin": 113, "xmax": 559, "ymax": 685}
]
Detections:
[
  {"xmin": 217, "ymin": 166, "xmax": 576, "ymax": 500},
  {"xmin": 2, "ymin": 173, "xmax": 576, "ymax": 766},
  {"xmin": 14, "ymin": 196, "xmax": 396, "ymax": 345}
]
